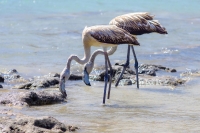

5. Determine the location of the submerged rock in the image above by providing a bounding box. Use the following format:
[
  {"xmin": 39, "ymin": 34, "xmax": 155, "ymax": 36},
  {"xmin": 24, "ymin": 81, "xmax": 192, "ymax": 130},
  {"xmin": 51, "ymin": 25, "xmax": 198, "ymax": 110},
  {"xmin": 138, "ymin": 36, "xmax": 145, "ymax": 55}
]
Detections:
[
  {"xmin": 32, "ymin": 77, "xmax": 60, "ymax": 88},
  {"xmin": 12, "ymin": 74, "xmax": 83, "ymax": 90},
  {"xmin": 181, "ymin": 69, "xmax": 200, "ymax": 77},
  {"xmin": 138, "ymin": 69, "xmax": 156, "ymax": 76},
  {"xmin": 13, "ymin": 82, "xmax": 33, "ymax": 89},
  {"xmin": 7, "ymin": 69, "xmax": 18, "ymax": 74},
  {"xmin": 13, "ymin": 77, "xmax": 60, "ymax": 89},
  {"xmin": 69, "ymin": 74, "xmax": 83, "ymax": 80},
  {"xmin": 21, "ymin": 91, "xmax": 66, "ymax": 106},
  {"xmin": 139, "ymin": 64, "xmax": 177, "ymax": 73},
  {"xmin": 49, "ymin": 72, "xmax": 60, "ymax": 78},
  {"xmin": 123, "ymin": 79, "xmax": 133, "ymax": 85},
  {"xmin": 165, "ymin": 78, "xmax": 186, "ymax": 86},
  {"xmin": 137, "ymin": 76, "xmax": 187, "ymax": 86},
  {"xmin": 0, "ymin": 115, "xmax": 78, "ymax": 132},
  {"xmin": 2, "ymin": 69, "xmax": 21, "ymax": 80},
  {"xmin": 93, "ymin": 63, "xmax": 157, "ymax": 82},
  {"xmin": 90, "ymin": 63, "xmax": 187, "ymax": 87},
  {"xmin": 0, "ymin": 91, "xmax": 66, "ymax": 107},
  {"xmin": 0, "ymin": 84, "xmax": 3, "ymax": 88}
]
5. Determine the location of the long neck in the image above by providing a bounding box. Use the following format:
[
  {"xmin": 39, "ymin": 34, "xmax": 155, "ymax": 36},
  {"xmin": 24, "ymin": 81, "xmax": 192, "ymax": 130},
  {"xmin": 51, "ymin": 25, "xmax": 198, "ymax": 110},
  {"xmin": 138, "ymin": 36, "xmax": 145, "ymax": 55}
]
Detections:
[
  {"xmin": 90, "ymin": 46, "xmax": 117, "ymax": 63},
  {"xmin": 86, "ymin": 46, "xmax": 117, "ymax": 74},
  {"xmin": 66, "ymin": 43, "xmax": 91, "ymax": 71}
]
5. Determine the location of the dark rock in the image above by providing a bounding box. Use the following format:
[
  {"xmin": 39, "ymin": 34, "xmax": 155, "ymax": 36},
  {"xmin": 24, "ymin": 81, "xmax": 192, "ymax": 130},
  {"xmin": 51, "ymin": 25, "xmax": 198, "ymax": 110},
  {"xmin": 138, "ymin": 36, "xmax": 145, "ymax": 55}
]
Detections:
[
  {"xmin": 126, "ymin": 68, "xmax": 135, "ymax": 75},
  {"xmin": 90, "ymin": 63, "xmax": 186, "ymax": 87},
  {"xmin": 0, "ymin": 84, "xmax": 3, "ymax": 88},
  {"xmin": 115, "ymin": 62, "xmax": 127, "ymax": 67},
  {"xmin": 139, "ymin": 64, "xmax": 177, "ymax": 73},
  {"xmin": 97, "ymin": 69, "xmax": 117, "ymax": 81},
  {"xmin": 165, "ymin": 78, "xmax": 186, "ymax": 86},
  {"xmin": 32, "ymin": 77, "xmax": 59, "ymax": 88},
  {"xmin": 112, "ymin": 65, "xmax": 123, "ymax": 71},
  {"xmin": 157, "ymin": 65, "xmax": 166, "ymax": 70},
  {"xmin": 2, "ymin": 69, "xmax": 21, "ymax": 80},
  {"xmin": 165, "ymin": 68, "xmax": 177, "ymax": 72},
  {"xmin": 34, "ymin": 117, "xmax": 66, "ymax": 131},
  {"xmin": 10, "ymin": 74, "xmax": 21, "ymax": 79},
  {"xmin": 0, "ymin": 75, "xmax": 4, "ymax": 83},
  {"xmin": 139, "ymin": 64, "xmax": 159, "ymax": 71},
  {"xmin": 69, "ymin": 74, "xmax": 83, "ymax": 80},
  {"xmin": 138, "ymin": 76, "xmax": 187, "ymax": 86},
  {"xmin": 13, "ymin": 77, "xmax": 60, "ymax": 90},
  {"xmin": 0, "ymin": 100, "xmax": 11, "ymax": 105},
  {"xmin": 13, "ymin": 82, "xmax": 33, "ymax": 89},
  {"xmin": 48, "ymin": 72, "xmax": 60, "ymax": 78},
  {"xmin": 139, "ymin": 69, "xmax": 156, "ymax": 76},
  {"xmin": 1, "ymin": 116, "xmax": 78, "ymax": 132},
  {"xmin": 52, "ymin": 73, "xmax": 60, "ymax": 78},
  {"xmin": 0, "ymin": 91, "xmax": 66, "ymax": 107},
  {"xmin": 27, "ymin": 74, "xmax": 83, "ymax": 89},
  {"xmin": 181, "ymin": 69, "xmax": 200, "ymax": 77},
  {"xmin": 7, "ymin": 69, "xmax": 18, "ymax": 74},
  {"xmin": 42, "ymin": 78, "xmax": 59, "ymax": 87},
  {"xmin": 68, "ymin": 126, "xmax": 79, "ymax": 131},
  {"xmin": 94, "ymin": 64, "xmax": 157, "ymax": 82},
  {"xmin": 21, "ymin": 91, "xmax": 66, "ymax": 106},
  {"xmin": 123, "ymin": 79, "xmax": 132, "ymax": 85}
]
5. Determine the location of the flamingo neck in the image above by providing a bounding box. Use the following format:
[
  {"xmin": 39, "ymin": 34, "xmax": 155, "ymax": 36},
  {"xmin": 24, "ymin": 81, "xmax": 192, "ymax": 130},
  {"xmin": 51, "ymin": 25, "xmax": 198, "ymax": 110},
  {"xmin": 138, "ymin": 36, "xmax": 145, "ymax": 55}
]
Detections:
[
  {"xmin": 90, "ymin": 46, "xmax": 117, "ymax": 63},
  {"xmin": 66, "ymin": 44, "xmax": 91, "ymax": 71},
  {"xmin": 86, "ymin": 46, "xmax": 117, "ymax": 74}
]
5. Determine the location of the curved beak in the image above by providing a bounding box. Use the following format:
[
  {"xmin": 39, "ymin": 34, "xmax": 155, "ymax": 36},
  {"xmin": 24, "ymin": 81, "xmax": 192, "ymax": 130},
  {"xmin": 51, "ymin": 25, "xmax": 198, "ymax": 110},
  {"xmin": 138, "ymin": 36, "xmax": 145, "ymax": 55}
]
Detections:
[
  {"xmin": 59, "ymin": 77, "xmax": 67, "ymax": 98},
  {"xmin": 83, "ymin": 67, "xmax": 91, "ymax": 86}
]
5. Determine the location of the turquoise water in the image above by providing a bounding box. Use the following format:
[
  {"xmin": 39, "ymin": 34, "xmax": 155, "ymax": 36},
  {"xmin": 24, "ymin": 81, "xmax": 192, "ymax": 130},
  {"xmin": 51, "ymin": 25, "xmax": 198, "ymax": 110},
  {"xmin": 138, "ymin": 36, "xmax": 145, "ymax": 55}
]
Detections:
[
  {"xmin": 0, "ymin": 0, "xmax": 199, "ymax": 15},
  {"xmin": 0, "ymin": 0, "xmax": 200, "ymax": 76},
  {"xmin": 1, "ymin": 1, "xmax": 200, "ymax": 132}
]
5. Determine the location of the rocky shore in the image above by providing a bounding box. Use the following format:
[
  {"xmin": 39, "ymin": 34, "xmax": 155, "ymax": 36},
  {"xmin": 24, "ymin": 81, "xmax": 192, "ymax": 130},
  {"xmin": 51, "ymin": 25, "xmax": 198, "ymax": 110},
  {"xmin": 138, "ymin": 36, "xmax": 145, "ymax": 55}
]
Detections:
[
  {"xmin": 0, "ymin": 63, "xmax": 192, "ymax": 132},
  {"xmin": 89, "ymin": 63, "xmax": 187, "ymax": 87},
  {"xmin": 0, "ymin": 113, "xmax": 78, "ymax": 132}
]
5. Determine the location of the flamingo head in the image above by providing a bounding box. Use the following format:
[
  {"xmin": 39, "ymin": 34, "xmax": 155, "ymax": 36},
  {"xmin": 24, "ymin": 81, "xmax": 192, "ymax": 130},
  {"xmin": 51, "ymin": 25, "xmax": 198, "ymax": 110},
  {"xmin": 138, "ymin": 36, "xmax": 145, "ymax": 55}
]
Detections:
[
  {"xmin": 59, "ymin": 68, "xmax": 70, "ymax": 98},
  {"xmin": 82, "ymin": 63, "xmax": 93, "ymax": 86}
]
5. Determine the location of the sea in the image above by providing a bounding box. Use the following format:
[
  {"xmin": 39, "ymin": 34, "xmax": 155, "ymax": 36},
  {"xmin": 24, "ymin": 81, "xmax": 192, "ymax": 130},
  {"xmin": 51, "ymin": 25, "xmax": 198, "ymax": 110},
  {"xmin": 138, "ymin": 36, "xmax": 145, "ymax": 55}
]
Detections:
[{"xmin": 0, "ymin": 0, "xmax": 200, "ymax": 132}]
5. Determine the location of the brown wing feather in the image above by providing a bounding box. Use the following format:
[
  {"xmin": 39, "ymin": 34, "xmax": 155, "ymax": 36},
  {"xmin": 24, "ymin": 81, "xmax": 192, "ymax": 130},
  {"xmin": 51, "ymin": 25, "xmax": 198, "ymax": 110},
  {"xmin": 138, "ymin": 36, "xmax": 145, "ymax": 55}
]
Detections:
[
  {"xmin": 126, "ymin": 12, "xmax": 154, "ymax": 20},
  {"xmin": 89, "ymin": 25, "xmax": 139, "ymax": 45},
  {"xmin": 109, "ymin": 12, "xmax": 167, "ymax": 35}
]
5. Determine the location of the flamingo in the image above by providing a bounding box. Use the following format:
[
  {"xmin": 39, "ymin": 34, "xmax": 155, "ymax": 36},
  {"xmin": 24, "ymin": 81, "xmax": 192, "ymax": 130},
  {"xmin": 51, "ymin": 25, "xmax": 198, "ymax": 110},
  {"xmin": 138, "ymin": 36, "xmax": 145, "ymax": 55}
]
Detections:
[
  {"xmin": 59, "ymin": 25, "xmax": 139, "ymax": 104},
  {"xmin": 83, "ymin": 12, "xmax": 167, "ymax": 93}
]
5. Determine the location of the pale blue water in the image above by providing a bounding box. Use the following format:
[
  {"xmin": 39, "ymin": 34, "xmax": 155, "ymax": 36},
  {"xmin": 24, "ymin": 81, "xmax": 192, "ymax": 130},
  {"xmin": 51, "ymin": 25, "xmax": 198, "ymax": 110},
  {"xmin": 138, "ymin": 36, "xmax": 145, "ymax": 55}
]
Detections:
[
  {"xmin": 0, "ymin": 0, "xmax": 200, "ymax": 75},
  {"xmin": 0, "ymin": 0, "xmax": 200, "ymax": 132}
]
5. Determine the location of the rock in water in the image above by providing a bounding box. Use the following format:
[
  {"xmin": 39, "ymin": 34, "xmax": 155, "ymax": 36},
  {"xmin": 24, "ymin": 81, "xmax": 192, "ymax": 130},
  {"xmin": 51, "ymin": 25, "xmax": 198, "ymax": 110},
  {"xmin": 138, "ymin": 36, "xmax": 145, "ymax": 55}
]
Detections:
[
  {"xmin": 0, "ymin": 75, "xmax": 4, "ymax": 83},
  {"xmin": 0, "ymin": 91, "xmax": 66, "ymax": 107},
  {"xmin": 0, "ymin": 116, "xmax": 78, "ymax": 132},
  {"xmin": 21, "ymin": 91, "xmax": 66, "ymax": 106}
]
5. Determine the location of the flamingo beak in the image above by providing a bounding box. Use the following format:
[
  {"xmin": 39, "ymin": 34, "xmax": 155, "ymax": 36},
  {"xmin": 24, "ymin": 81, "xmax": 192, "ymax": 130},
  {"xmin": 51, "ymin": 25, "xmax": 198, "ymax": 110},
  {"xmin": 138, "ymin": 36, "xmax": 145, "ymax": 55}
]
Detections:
[
  {"xmin": 83, "ymin": 67, "xmax": 91, "ymax": 86},
  {"xmin": 59, "ymin": 77, "xmax": 67, "ymax": 98}
]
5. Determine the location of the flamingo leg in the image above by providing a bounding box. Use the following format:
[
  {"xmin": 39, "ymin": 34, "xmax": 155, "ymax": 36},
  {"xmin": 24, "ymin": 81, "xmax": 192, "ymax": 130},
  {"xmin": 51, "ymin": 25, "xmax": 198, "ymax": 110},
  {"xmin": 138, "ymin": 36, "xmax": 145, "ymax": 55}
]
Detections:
[
  {"xmin": 115, "ymin": 45, "xmax": 130, "ymax": 87},
  {"xmin": 131, "ymin": 46, "xmax": 139, "ymax": 89},
  {"xmin": 106, "ymin": 54, "xmax": 113, "ymax": 99},
  {"xmin": 103, "ymin": 52, "xmax": 109, "ymax": 104}
]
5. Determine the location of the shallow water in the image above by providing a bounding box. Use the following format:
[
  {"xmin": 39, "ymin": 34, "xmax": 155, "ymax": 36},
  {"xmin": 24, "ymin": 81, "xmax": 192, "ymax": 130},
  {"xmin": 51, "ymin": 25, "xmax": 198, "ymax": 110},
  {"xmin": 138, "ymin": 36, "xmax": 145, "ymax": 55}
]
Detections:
[
  {"xmin": 1, "ymin": 0, "xmax": 200, "ymax": 132},
  {"xmin": 1, "ymin": 80, "xmax": 199, "ymax": 132}
]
